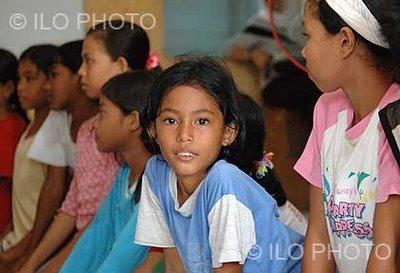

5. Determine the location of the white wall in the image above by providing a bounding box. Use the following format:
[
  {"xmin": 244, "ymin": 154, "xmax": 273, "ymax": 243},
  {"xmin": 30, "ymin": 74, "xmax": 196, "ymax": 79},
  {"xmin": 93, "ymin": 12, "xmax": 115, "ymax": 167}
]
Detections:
[{"xmin": 0, "ymin": 0, "xmax": 85, "ymax": 56}]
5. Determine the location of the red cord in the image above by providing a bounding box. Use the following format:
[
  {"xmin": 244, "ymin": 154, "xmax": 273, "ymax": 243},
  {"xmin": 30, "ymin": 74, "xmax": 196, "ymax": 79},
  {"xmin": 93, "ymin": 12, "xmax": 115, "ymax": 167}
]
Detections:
[{"xmin": 267, "ymin": 0, "xmax": 308, "ymax": 73}]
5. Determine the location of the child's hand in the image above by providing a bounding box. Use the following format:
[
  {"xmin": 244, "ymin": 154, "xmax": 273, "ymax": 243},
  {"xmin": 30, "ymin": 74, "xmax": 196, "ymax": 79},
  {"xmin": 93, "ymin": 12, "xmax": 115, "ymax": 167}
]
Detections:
[
  {"xmin": 11, "ymin": 256, "xmax": 29, "ymax": 273},
  {"xmin": 14, "ymin": 263, "xmax": 36, "ymax": 273}
]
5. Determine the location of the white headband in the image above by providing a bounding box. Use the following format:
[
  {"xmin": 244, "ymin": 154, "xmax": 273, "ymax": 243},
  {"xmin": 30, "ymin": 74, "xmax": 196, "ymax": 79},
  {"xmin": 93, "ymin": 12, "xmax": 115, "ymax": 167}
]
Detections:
[{"xmin": 325, "ymin": 0, "xmax": 390, "ymax": 49}]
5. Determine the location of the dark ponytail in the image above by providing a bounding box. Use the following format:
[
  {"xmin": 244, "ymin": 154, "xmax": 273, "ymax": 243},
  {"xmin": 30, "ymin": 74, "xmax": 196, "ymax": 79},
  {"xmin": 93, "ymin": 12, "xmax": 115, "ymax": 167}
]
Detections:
[{"xmin": 87, "ymin": 20, "xmax": 150, "ymax": 71}]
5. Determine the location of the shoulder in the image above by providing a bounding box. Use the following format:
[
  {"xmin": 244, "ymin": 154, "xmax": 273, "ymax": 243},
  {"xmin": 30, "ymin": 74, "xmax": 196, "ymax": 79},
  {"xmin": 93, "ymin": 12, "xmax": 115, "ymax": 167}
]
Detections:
[
  {"xmin": 40, "ymin": 111, "xmax": 69, "ymax": 135},
  {"xmin": 207, "ymin": 160, "xmax": 245, "ymax": 180},
  {"xmin": 79, "ymin": 114, "xmax": 98, "ymax": 134},
  {"xmin": 144, "ymin": 155, "xmax": 171, "ymax": 187},
  {"xmin": 7, "ymin": 113, "xmax": 27, "ymax": 132},
  {"xmin": 205, "ymin": 160, "xmax": 259, "ymax": 192},
  {"xmin": 47, "ymin": 110, "xmax": 68, "ymax": 121},
  {"xmin": 145, "ymin": 155, "xmax": 170, "ymax": 174},
  {"xmin": 315, "ymin": 89, "xmax": 348, "ymax": 115},
  {"xmin": 312, "ymin": 89, "xmax": 350, "ymax": 131},
  {"xmin": 76, "ymin": 115, "xmax": 98, "ymax": 144}
]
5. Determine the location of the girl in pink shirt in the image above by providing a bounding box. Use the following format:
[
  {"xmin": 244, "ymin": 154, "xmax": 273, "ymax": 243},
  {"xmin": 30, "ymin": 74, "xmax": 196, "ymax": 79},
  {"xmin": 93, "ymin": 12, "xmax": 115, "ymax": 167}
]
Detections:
[
  {"xmin": 296, "ymin": 0, "xmax": 400, "ymax": 272},
  {"xmin": 19, "ymin": 21, "xmax": 152, "ymax": 273}
]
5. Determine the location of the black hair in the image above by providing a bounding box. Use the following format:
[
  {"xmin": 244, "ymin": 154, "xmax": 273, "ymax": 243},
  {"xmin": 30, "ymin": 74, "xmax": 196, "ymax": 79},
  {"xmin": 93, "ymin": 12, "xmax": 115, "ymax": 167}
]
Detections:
[
  {"xmin": 102, "ymin": 71, "xmax": 157, "ymax": 116},
  {"xmin": 231, "ymin": 92, "xmax": 287, "ymax": 206},
  {"xmin": 0, "ymin": 49, "xmax": 28, "ymax": 122},
  {"xmin": 229, "ymin": 93, "xmax": 265, "ymax": 173},
  {"xmin": 380, "ymin": 0, "xmax": 400, "ymax": 82},
  {"xmin": 20, "ymin": 44, "xmax": 57, "ymax": 76},
  {"xmin": 87, "ymin": 20, "xmax": 150, "ymax": 71},
  {"xmin": 312, "ymin": 0, "xmax": 398, "ymax": 81},
  {"xmin": 140, "ymin": 56, "xmax": 244, "ymax": 161},
  {"xmin": 102, "ymin": 71, "xmax": 158, "ymax": 203},
  {"xmin": 54, "ymin": 40, "xmax": 83, "ymax": 74}
]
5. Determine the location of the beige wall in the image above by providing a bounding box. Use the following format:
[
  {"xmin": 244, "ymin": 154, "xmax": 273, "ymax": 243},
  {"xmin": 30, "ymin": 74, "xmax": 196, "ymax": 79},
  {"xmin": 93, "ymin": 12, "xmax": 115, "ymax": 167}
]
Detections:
[
  {"xmin": 84, "ymin": 0, "xmax": 169, "ymax": 64},
  {"xmin": 83, "ymin": 0, "xmax": 260, "ymax": 97}
]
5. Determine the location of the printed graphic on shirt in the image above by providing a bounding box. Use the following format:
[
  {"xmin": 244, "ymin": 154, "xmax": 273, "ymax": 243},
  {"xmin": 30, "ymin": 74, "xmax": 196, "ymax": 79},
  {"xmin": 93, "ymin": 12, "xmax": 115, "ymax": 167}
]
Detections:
[{"xmin": 323, "ymin": 168, "xmax": 377, "ymax": 241}]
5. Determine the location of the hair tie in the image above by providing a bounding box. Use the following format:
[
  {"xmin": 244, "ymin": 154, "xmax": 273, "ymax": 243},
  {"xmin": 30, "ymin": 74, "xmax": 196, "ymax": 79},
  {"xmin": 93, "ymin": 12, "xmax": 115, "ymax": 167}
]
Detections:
[
  {"xmin": 325, "ymin": 0, "xmax": 389, "ymax": 49},
  {"xmin": 146, "ymin": 53, "xmax": 160, "ymax": 70}
]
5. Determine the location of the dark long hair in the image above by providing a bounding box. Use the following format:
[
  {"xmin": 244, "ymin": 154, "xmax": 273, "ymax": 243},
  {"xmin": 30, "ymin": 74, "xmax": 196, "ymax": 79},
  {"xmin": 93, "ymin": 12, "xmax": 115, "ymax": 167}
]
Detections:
[
  {"xmin": 231, "ymin": 93, "xmax": 287, "ymax": 206},
  {"xmin": 228, "ymin": 93, "xmax": 265, "ymax": 173}
]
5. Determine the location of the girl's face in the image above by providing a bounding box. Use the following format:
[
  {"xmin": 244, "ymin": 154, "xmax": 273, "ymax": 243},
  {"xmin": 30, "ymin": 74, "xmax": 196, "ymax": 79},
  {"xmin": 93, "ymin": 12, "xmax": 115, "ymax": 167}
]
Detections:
[
  {"xmin": 301, "ymin": 4, "xmax": 343, "ymax": 92},
  {"xmin": 95, "ymin": 95, "xmax": 131, "ymax": 153},
  {"xmin": 79, "ymin": 35, "xmax": 122, "ymax": 100},
  {"xmin": 48, "ymin": 63, "xmax": 79, "ymax": 110},
  {"xmin": 17, "ymin": 58, "xmax": 49, "ymax": 110},
  {"xmin": 152, "ymin": 85, "xmax": 236, "ymax": 183}
]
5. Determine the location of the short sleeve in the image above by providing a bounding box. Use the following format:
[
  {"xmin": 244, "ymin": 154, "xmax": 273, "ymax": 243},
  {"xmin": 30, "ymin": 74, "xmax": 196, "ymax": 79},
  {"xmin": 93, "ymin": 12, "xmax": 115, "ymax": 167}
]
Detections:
[
  {"xmin": 28, "ymin": 111, "xmax": 69, "ymax": 167},
  {"xmin": 134, "ymin": 174, "xmax": 174, "ymax": 248},
  {"xmin": 59, "ymin": 176, "xmax": 79, "ymax": 218},
  {"xmin": 376, "ymin": 132, "xmax": 400, "ymax": 203},
  {"xmin": 204, "ymin": 162, "xmax": 278, "ymax": 269},
  {"xmin": 208, "ymin": 194, "xmax": 256, "ymax": 268},
  {"xmin": 294, "ymin": 98, "xmax": 325, "ymax": 188}
]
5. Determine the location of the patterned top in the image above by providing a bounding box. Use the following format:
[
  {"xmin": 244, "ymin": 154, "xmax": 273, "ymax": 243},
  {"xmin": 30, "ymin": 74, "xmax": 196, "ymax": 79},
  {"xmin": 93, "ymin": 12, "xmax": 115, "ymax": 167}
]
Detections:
[{"xmin": 59, "ymin": 115, "xmax": 119, "ymax": 231}]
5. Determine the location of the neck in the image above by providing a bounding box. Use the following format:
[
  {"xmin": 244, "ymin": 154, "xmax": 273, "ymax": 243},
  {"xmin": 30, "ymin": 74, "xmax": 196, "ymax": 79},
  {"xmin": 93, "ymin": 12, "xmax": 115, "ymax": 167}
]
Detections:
[
  {"xmin": 68, "ymin": 94, "xmax": 98, "ymax": 124},
  {"xmin": 33, "ymin": 105, "xmax": 49, "ymax": 124},
  {"xmin": 177, "ymin": 171, "xmax": 206, "ymax": 198},
  {"xmin": 342, "ymin": 65, "xmax": 392, "ymax": 124},
  {"xmin": 120, "ymin": 139, "xmax": 151, "ymax": 182}
]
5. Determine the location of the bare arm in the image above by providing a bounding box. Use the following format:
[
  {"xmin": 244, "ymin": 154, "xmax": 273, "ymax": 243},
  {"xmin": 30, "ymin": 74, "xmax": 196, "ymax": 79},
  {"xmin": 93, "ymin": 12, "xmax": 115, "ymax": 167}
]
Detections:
[
  {"xmin": 367, "ymin": 196, "xmax": 400, "ymax": 273},
  {"xmin": 18, "ymin": 212, "xmax": 76, "ymax": 271},
  {"xmin": 302, "ymin": 185, "xmax": 336, "ymax": 273},
  {"xmin": 133, "ymin": 251, "xmax": 164, "ymax": 273},
  {"xmin": 213, "ymin": 263, "xmax": 242, "ymax": 273},
  {"xmin": 0, "ymin": 166, "xmax": 67, "ymax": 268},
  {"xmin": 163, "ymin": 248, "xmax": 186, "ymax": 273},
  {"xmin": 0, "ymin": 231, "xmax": 31, "ymax": 263},
  {"xmin": 25, "ymin": 166, "xmax": 68, "ymax": 254}
]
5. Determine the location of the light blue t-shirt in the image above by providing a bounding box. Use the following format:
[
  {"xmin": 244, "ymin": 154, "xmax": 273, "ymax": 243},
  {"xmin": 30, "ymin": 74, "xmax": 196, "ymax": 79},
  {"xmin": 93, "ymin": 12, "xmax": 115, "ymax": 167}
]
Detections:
[
  {"xmin": 135, "ymin": 155, "xmax": 304, "ymax": 273},
  {"xmin": 60, "ymin": 164, "xmax": 148, "ymax": 273}
]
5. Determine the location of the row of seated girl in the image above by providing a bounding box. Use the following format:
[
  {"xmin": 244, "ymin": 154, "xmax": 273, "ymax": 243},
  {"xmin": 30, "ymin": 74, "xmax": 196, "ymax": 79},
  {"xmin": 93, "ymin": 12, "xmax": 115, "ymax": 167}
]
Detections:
[
  {"xmin": 2, "ymin": 0, "xmax": 400, "ymax": 271},
  {"xmin": 0, "ymin": 19, "xmax": 306, "ymax": 273}
]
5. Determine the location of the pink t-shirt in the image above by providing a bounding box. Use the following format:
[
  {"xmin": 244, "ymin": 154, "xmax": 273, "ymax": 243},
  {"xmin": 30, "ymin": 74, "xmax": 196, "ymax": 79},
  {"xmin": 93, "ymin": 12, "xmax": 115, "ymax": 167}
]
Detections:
[
  {"xmin": 60, "ymin": 115, "xmax": 119, "ymax": 231},
  {"xmin": 295, "ymin": 83, "xmax": 400, "ymax": 203}
]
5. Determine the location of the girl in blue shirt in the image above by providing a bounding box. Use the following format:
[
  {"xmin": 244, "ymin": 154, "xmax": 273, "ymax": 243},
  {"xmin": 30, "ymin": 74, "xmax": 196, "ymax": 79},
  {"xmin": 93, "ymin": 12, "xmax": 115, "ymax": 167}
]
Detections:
[
  {"xmin": 60, "ymin": 71, "xmax": 164, "ymax": 273},
  {"xmin": 135, "ymin": 57, "xmax": 304, "ymax": 273}
]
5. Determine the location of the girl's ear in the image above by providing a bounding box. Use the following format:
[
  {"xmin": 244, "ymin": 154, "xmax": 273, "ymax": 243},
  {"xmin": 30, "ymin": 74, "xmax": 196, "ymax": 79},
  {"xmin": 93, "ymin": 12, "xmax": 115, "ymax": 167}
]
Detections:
[
  {"xmin": 116, "ymin": 56, "xmax": 129, "ymax": 73},
  {"xmin": 126, "ymin": 110, "xmax": 141, "ymax": 132},
  {"xmin": 222, "ymin": 124, "xmax": 238, "ymax": 147},
  {"xmin": 339, "ymin": 26, "xmax": 356, "ymax": 58}
]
